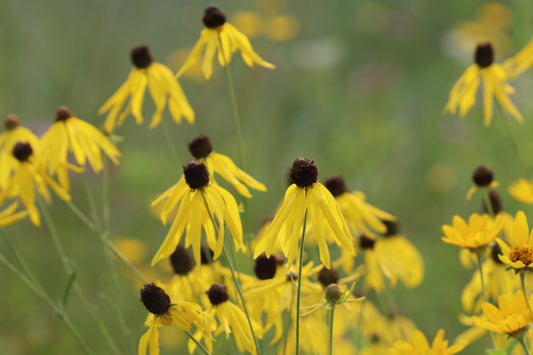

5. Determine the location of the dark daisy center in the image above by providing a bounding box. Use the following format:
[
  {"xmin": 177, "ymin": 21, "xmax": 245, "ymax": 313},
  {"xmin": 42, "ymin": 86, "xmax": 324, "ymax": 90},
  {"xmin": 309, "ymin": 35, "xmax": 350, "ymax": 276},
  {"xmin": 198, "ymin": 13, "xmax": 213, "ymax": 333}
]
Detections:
[
  {"xmin": 131, "ymin": 45, "xmax": 153, "ymax": 69},
  {"xmin": 203, "ymin": 5, "xmax": 226, "ymax": 28},
  {"xmin": 169, "ymin": 245, "xmax": 194, "ymax": 275},
  {"xmin": 188, "ymin": 135, "xmax": 213, "ymax": 159},
  {"xmin": 472, "ymin": 165, "xmax": 493, "ymax": 187},
  {"xmin": 359, "ymin": 235, "xmax": 375, "ymax": 249},
  {"xmin": 509, "ymin": 246, "xmax": 533, "ymax": 266},
  {"xmin": 254, "ymin": 254, "xmax": 278, "ymax": 280},
  {"xmin": 183, "ymin": 161, "xmax": 210, "ymax": 189},
  {"xmin": 324, "ymin": 175, "xmax": 348, "ymax": 197},
  {"xmin": 4, "ymin": 114, "xmax": 20, "ymax": 130},
  {"xmin": 200, "ymin": 245, "xmax": 214, "ymax": 264},
  {"xmin": 474, "ymin": 42, "xmax": 494, "ymax": 68},
  {"xmin": 140, "ymin": 283, "xmax": 171, "ymax": 315},
  {"xmin": 491, "ymin": 243, "xmax": 503, "ymax": 264},
  {"xmin": 56, "ymin": 106, "xmax": 73, "ymax": 122},
  {"xmin": 12, "ymin": 142, "xmax": 33, "ymax": 162},
  {"xmin": 206, "ymin": 283, "xmax": 229, "ymax": 306},
  {"xmin": 383, "ymin": 220, "xmax": 399, "ymax": 237},
  {"xmin": 318, "ymin": 266, "xmax": 339, "ymax": 287},
  {"xmin": 289, "ymin": 157, "xmax": 318, "ymax": 188}
]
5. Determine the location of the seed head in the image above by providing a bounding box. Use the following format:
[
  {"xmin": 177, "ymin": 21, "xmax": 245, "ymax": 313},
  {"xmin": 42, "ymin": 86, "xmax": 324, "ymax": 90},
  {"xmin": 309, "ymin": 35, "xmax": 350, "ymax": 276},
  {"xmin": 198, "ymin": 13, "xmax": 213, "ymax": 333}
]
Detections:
[
  {"xmin": 200, "ymin": 245, "xmax": 215, "ymax": 264},
  {"xmin": 475, "ymin": 42, "xmax": 494, "ymax": 68},
  {"xmin": 324, "ymin": 175, "xmax": 348, "ymax": 197},
  {"xmin": 325, "ymin": 284, "xmax": 343, "ymax": 304},
  {"xmin": 169, "ymin": 245, "xmax": 194, "ymax": 275},
  {"xmin": 131, "ymin": 45, "xmax": 153, "ymax": 69},
  {"xmin": 140, "ymin": 283, "xmax": 171, "ymax": 315},
  {"xmin": 188, "ymin": 135, "xmax": 213, "ymax": 159},
  {"xmin": 203, "ymin": 5, "xmax": 226, "ymax": 28},
  {"xmin": 12, "ymin": 142, "xmax": 33, "ymax": 162},
  {"xmin": 183, "ymin": 161, "xmax": 210, "ymax": 189},
  {"xmin": 206, "ymin": 283, "xmax": 229, "ymax": 306},
  {"xmin": 4, "ymin": 114, "xmax": 20, "ymax": 130},
  {"xmin": 383, "ymin": 220, "xmax": 399, "ymax": 237},
  {"xmin": 254, "ymin": 254, "xmax": 278, "ymax": 280},
  {"xmin": 318, "ymin": 266, "xmax": 339, "ymax": 287},
  {"xmin": 56, "ymin": 106, "xmax": 73, "ymax": 122},
  {"xmin": 289, "ymin": 157, "xmax": 318, "ymax": 188},
  {"xmin": 472, "ymin": 165, "xmax": 493, "ymax": 187},
  {"xmin": 358, "ymin": 235, "xmax": 375, "ymax": 249}
]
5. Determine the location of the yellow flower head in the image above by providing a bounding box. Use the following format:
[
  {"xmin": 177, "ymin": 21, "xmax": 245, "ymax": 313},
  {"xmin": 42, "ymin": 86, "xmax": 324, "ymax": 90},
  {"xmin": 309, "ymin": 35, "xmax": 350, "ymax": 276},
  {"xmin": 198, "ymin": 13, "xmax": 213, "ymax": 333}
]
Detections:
[
  {"xmin": 442, "ymin": 213, "xmax": 504, "ymax": 250},
  {"xmin": 443, "ymin": 42, "xmax": 522, "ymax": 127},
  {"xmin": 253, "ymin": 157, "xmax": 355, "ymax": 269},
  {"xmin": 504, "ymin": 36, "xmax": 533, "ymax": 78},
  {"xmin": 188, "ymin": 135, "xmax": 266, "ymax": 198},
  {"xmin": 151, "ymin": 161, "xmax": 244, "ymax": 267},
  {"xmin": 0, "ymin": 142, "xmax": 70, "ymax": 226},
  {"xmin": 206, "ymin": 283, "xmax": 263, "ymax": 355},
  {"xmin": 387, "ymin": 329, "xmax": 467, "ymax": 355},
  {"xmin": 0, "ymin": 114, "xmax": 40, "ymax": 189},
  {"xmin": 497, "ymin": 211, "xmax": 533, "ymax": 270},
  {"xmin": 472, "ymin": 290, "xmax": 533, "ymax": 334},
  {"xmin": 99, "ymin": 45, "xmax": 194, "ymax": 133},
  {"xmin": 324, "ymin": 175, "xmax": 396, "ymax": 237},
  {"xmin": 509, "ymin": 178, "xmax": 533, "ymax": 204},
  {"xmin": 177, "ymin": 5, "xmax": 276, "ymax": 80},
  {"xmin": 0, "ymin": 201, "xmax": 28, "ymax": 227},
  {"xmin": 138, "ymin": 282, "xmax": 215, "ymax": 355},
  {"xmin": 37, "ymin": 106, "xmax": 120, "ymax": 190},
  {"xmin": 465, "ymin": 165, "xmax": 499, "ymax": 201}
]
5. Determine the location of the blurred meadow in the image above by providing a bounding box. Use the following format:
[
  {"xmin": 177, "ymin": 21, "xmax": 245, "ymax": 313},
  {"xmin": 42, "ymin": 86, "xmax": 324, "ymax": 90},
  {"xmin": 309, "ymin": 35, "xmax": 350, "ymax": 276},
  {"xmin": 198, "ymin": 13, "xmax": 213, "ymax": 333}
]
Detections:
[{"xmin": 2, "ymin": 0, "xmax": 533, "ymax": 353}]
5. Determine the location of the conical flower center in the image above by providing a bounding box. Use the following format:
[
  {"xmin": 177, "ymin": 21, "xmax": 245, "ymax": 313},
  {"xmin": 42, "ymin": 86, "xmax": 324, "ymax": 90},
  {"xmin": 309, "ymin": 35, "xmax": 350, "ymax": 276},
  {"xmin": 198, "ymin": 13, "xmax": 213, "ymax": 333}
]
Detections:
[
  {"xmin": 12, "ymin": 142, "xmax": 33, "ymax": 162},
  {"xmin": 325, "ymin": 284, "xmax": 343, "ymax": 303},
  {"xmin": 188, "ymin": 135, "xmax": 213, "ymax": 159},
  {"xmin": 318, "ymin": 266, "xmax": 339, "ymax": 287},
  {"xmin": 56, "ymin": 106, "xmax": 73, "ymax": 122},
  {"xmin": 206, "ymin": 283, "xmax": 229, "ymax": 306},
  {"xmin": 169, "ymin": 245, "xmax": 194, "ymax": 275},
  {"xmin": 131, "ymin": 45, "xmax": 153, "ymax": 69},
  {"xmin": 475, "ymin": 42, "xmax": 494, "ymax": 68},
  {"xmin": 183, "ymin": 161, "xmax": 209, "ymax": 189},
  {"xmin": 200, "ymin": 245, "xmax": 214, "ymax": 264},
  {"xmin": 140, "ymin": 283, "xmax": 171, "ymax": 315},
  {"xmin": 324, "ymin": 175, "xmax": 348, "ymax": 197},
  {"xmin": 383, "ymin": 220, "xmax": 399, "ymax": 237},
  {"xmin": 203, "ymin": 5, "xmax": 226, "ymax": 29},
  {"xmin": 472, "ymin": 165, "xmax": 493, "ymax": 187},
  {"xmin": 359, "ymin": 235, "xmax": 375, "ymax": 249},
  {"xmin": 254, "ymin": 253, "xmax": 278, "ymax": 280},
  {"xmin": 290, "ymin": 157, "xmax": 318, "ymax": 188},
  {"xmin": 510, "ymin": 246, "xmax": 533, "ymax": 266},
  {"xmin": 4, "ymin": 114, "xmax": 20, "ymax": 130}
]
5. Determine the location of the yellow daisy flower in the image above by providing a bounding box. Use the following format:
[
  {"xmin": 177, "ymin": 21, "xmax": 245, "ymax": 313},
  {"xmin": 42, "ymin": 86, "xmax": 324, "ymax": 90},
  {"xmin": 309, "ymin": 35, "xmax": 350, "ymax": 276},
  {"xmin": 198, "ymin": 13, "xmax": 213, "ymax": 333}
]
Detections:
[
  {"xmin": 504, "ymin": 36, "xmax": 533, "ymax": 78},
  {"xmin": 472, "ymin": 290, "xmax": 533, "ymax": 334},
  {"xmin": 324, "ymin": 175, "xmax": 396, "ymax": 237},
  {"xmin": 0, "ymin": 201, "xmax": 28, "ymax": 226},
  {"xmin": 187, "ymin": 135, "xmax": 266, "ymax": 198},
  {"xmin": 497, "ymin": 211, "xmax": 533, "ymax": 270},
  {"xmin": 387, "ymin": 329, "xmax": 468, "ymax": 355},
  {"xmin": 151, "ymin": 161, "xmax": 244, "ymax": 266},
  {"xmin": 253, "ymin": 157, "xmax": 355, "ymax": 269},
  {"xmin": 99, "ymin": 45, "xmax": 194, "ymax": 133},
  {"xmin": 0, "ymin": 115, "xmax": 39, "ymax": 189},
  {"xmin": 205, "ymin": 283, "xmax": 263, "ymax": 355},
  {"xmin": 138, "ymin": 283, "xmax": 215, "ymax": 355},
  {"xmin": 465, "ymin": 165, "xmax": 499, "ymax": 201},
  {"xmin": 509, "ymin": 178, "xmax": 533, "ymax": 204},
  {"xmin": 442, "ymin": 213, "xmax": 504, "ymax": 250},
  {"xmin": 0, "ymin": 142, "xmax": 70, "ymax": 226},
  {"xmin": 177, "ymin": 5, "xmax": 275, "ymax": 80},
  {"xmin": 37, "ymin": 106, "xmax": 120, "ymax": 190},
  {"xmin": 443, "ymin": 42, "xmax": 522, "ymax": 127}
]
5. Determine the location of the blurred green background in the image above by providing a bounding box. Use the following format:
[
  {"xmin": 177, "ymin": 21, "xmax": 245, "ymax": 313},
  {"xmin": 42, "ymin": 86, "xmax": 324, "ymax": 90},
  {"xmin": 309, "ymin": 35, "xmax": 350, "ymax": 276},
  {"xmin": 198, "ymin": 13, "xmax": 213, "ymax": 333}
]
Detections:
[{"xmin": 2, "ymin": 0, "xmax": 533, "ymax": 353}]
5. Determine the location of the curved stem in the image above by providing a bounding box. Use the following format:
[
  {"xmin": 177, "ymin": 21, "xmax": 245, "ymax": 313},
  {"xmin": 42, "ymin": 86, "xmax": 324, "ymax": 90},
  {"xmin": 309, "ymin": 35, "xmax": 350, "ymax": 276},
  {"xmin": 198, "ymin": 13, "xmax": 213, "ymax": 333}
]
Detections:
[
  {"xmin": 160, "ymin": 115, "xmax": 180, "ymax": 164},
  {"xmin": 476, "ymin": 252, "xmax": 487, "ymax": 302},
  {"xmin": 328, "ymin": 306, "xmax": 336, "ymax": 355},
  {"xmin": 521, "ymin": 272, "xmax": 532, "ymax": 312},
  {"xmin": 185, "ymin": 330, "xmax": 211, "ymax": 355},
  {"xmin": 497, "ymin": 104, "xmax": 531, "ymax": 177},
  {"xmin": 519, "ymin": 336, "xmax": 531, "ymax": 355},
  {"xmin": 295, "ymin": 210, "xmax": 309, "ymax": 355}
]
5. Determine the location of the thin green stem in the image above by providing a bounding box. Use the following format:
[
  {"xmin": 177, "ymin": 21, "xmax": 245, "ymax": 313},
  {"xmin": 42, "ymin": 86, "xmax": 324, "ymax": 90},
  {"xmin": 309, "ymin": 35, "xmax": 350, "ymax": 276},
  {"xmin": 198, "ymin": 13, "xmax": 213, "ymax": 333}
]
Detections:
[
  {"xmin": 185, "ymin": 330, "xmax": 211, "ymax": 355},
  {"xmin": 80, "ymin": 173, "xmax": 102, "ymax": 231},
  {"xmin": 497, "ymin": 104, "xmax": 531, "ymax": 177},
  {"xmin": 295, "ymin": 210, "xmax": 309, "ymax": 355},
  {"xmin": 160, "ymin": 115, "xmax": 180, "ymax": 164},
  {"xmin": 476, "ymin": 252, "xmax": 487, "ymax": 302},
  {"xmin": 282, "ymin": 287, "xmax": 295, "ymax": 355},
  {"xmin": 102, "ymin": 158, "xmax": 111, "ymax": 234},
  {"xmin": 518, "ymin": 336, "xmax": 531, "ymax": 355},
  {"xmin": 328, "ymin": 306, "xmax": 335, "ymax": 355},
  {"xmin": 521, "ymin": 272, "xmax": 532, "ymax": 312},
  {"xmin": 217, "ymin": 32, "xmax": 244, "ymax": 167},
  {"xmin": 1, "ymin": 229, "xmax": 43, "ymax": 289}
]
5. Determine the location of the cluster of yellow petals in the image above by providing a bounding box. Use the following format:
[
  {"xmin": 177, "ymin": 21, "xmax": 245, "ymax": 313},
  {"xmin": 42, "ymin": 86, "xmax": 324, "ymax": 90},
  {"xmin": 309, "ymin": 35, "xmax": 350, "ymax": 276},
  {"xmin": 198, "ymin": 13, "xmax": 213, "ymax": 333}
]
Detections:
[
  {"xmin": 441, "ymin": 213, "xmax": 503, "ymax": 250},
  {"xmin": 387, "ymin": 329, "xmax": 467, "ymax": 355},
  {"xmin": 497, "ymin": 211, "xmax": 533, "ymax": 269},
  {"xmin": 509, "ymin": 178, "xmax": 533, "ymax": 204}
]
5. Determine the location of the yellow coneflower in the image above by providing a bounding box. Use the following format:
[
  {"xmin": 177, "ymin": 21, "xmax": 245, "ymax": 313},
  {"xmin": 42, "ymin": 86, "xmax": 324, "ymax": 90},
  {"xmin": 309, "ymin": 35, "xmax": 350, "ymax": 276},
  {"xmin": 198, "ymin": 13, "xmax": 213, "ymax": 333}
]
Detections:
[
  {"xmin": 0, "ymin": 115, "xmax": 40, "ymax": 189},
  {"xmin": 187, "ymin": 135, "xmax": 266, "ymax": 198},
  {"xmin": 509, "ymin": 178, "xmax": 533, "ymax": 204},
  {"xmin": 0, "ymin": 201, "xmax": 28, "ymax": 227},
  {"xmin": 442, "ymin": 213, "xmax": 504, "ymax": 251},
  {"xmin": 387, "ymin": 329, "xmax": 468, "ymax": 355},
  {"xmin": 177, "ymin": 5, "xmax": 275, "ymax": 80},
  {"xmin": 254, "ymin": 157, "xmax": 354, "ymax": 269},
  {"xmin": 99, "ymin": 45, "xmax": 194, "ymax": 133},
  {"xmin": 37, "ymin": 106, "xmax": 120, "ymax": 190},
  {"xmin": 497, "ymin": 211, "xmax": 533, "ymax": 270},
  {"xmin": 324, "ymin": 175, "xmax": 396, "ymax": 238},
  {"xmin": 151, "ymin": 161, "xmax": 244, "ymax": 266},
  {"xmin": 0, "ymin": 142, "xmax": 70, "ymax": 226},
  {"xmin": 444, "ymin": 42, "xmax": 522, "ymax": 127},
  {"xmin": 138, "ymin": 283, "xmax": 215, "ymax": 355}
]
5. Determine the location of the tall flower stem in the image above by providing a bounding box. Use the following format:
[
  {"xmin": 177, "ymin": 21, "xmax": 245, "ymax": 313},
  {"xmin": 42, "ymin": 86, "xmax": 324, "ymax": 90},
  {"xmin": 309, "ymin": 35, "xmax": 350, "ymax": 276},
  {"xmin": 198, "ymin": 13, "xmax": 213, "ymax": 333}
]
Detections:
[
  {"xmin": 518, "ymin": 335, "xmax": 531, "ymax": 355},
  {"xmin": 328, "ymin": 306, "xmax": 336, "ymax": 355},
  {"xmin": 497, "ymin": 104, "xmax": 531, "ymax": 177},
  {"xmin": 282, "ymin": 287, "xmax": 296, "ymax": 355},
  {"xmin": 160, "ymin": 115, "xmax": 180, "ymax": 164},
  {"xmin": 520, "ymin": 272, "xmax": 532, "ymax": 312},
  {"xmin": 185, "ymin": 330, "xmax": 211, "ymax": 355},
  {"xmin": 476, "ymin": 252, "xmax": 488, "ymax": 302},
  {"xmin": 295, "ymin": 210, "xmax": 309, "ymax": 355}
]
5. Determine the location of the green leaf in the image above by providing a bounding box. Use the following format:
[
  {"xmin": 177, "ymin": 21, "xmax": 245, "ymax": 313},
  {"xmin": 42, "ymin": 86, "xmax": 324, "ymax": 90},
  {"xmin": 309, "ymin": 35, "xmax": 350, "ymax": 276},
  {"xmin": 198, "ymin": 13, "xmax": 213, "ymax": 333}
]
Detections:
[{"xmin": 486, "ymin": 349, "xmax": 506, "ymax": 355}]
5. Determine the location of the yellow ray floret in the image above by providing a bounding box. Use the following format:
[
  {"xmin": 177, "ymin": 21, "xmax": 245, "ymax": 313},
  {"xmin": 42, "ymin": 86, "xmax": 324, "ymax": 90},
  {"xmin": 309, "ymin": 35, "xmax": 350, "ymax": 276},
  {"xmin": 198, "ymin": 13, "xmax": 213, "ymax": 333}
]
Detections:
[
  {"xmin": 442, "ymin": 213, "xmax": 504, "ymax": 250},
  {"xmin": 0, "ymin": 201, "xmax": 28, "ymax": 227}
]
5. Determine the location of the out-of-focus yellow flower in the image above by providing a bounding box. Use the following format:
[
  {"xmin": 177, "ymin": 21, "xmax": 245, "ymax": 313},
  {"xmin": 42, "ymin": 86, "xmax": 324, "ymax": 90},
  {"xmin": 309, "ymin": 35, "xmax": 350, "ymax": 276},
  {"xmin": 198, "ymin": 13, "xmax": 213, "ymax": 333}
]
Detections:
[
  {"xmin": 497, "ymin": 211, "xmax": 533, "ymax": 270},
  {"xmin": 444, "ymin": 42, "xmax": 522, "ymax": 127},
  {"xmin": 99, "ymin": 45, "xmax": 194, "ymax": 133},
  {"xmin": 231, "ymin": 12, "xmax": 262, "ymax": 38},
  {"xmin": 177, "ymin": 5, "xmax": 275, "ymax": 80},
  {"xmin": 151, "ymin": 161, "xmax": 244, "ymax": 267},
  {"xmin": 442, "ymin": 213, "xmax": 503, "ymax": 250},
  {"xmin": 473, "ymin": 290, "xmax": 533, "ymax": 334},
  {"xmin": 509, "ymin": 178, "xmax": 533, "ymax": 204},
  {"xmin": 387, "ymin": 329, "xmax": 468, "ymax": 355},
  {"xmin": 0, "ymin": 202, "xmax": 28, "ymax": 226},
  {"xmin": 0, "ymin": 142, "xmax": 70, "ymax": 226},
  {"xmin": 324, "ymin": 175, "xmax": 396, "ymax": 238},
  {"xmin": 505, "ymin": 36, "xmax": 533, "ymax": 78},
  {"xmin": 264, "ymin": 15, "xmax": 299, "ymax": 42},
  {"xmin": 0, "ymin": 115, "xmax": 40, "ymax": 190},
  {"xmin": 187, "ymin": 135, "xmax": 266, "ymax": 198},
  {"xmin": 254, "ymin": 158, "xmax": 354, "ymax": 269}
]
